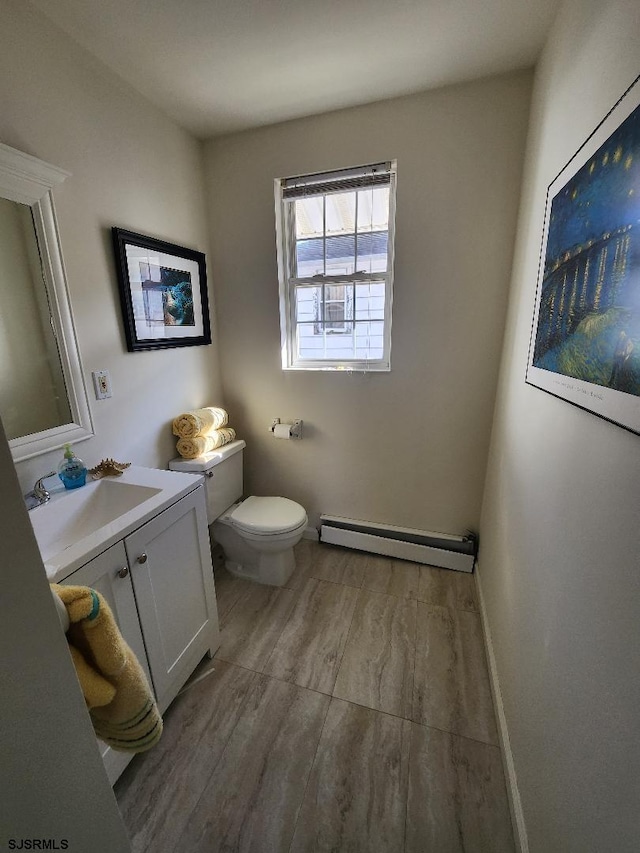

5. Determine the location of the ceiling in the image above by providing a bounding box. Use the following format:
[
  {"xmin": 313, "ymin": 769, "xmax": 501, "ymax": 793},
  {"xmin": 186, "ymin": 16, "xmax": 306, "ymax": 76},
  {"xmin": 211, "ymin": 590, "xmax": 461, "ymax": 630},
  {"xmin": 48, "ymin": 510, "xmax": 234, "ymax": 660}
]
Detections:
[{"xmin": 30, "ymin": 0, "xmax": 560, "ymax": 139}]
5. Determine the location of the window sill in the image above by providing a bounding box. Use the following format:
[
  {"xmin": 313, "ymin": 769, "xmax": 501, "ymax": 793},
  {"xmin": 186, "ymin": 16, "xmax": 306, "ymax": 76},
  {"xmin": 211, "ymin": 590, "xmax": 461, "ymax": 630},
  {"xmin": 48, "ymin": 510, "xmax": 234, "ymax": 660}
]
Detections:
[{"xmin": 282, "ymin": 363, "xmax": 391, "ymax": 373}]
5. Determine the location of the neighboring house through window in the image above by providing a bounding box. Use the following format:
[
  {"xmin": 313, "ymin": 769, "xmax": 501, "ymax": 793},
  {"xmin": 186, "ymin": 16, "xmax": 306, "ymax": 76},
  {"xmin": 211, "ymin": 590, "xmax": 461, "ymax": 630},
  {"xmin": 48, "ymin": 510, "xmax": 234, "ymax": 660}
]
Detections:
[{"xmin": 275, "ymin": 161, "xmax": 397, "ymax": 370}]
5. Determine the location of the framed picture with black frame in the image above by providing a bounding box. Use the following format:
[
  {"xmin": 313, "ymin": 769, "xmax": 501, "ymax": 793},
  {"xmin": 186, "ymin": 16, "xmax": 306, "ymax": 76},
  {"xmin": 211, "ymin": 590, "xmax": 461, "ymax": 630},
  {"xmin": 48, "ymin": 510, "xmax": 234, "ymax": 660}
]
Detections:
[{"xmin": 112, "ymin": 228, "xmax": 211, "ymax": 352}]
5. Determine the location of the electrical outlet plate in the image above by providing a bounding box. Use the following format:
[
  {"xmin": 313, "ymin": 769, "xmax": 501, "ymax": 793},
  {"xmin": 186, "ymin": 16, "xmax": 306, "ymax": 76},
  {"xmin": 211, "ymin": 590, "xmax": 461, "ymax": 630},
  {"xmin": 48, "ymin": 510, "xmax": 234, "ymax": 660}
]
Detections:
[{"xmin": 92, "ymin": 370, "xmax": 112, "ymax": 400}]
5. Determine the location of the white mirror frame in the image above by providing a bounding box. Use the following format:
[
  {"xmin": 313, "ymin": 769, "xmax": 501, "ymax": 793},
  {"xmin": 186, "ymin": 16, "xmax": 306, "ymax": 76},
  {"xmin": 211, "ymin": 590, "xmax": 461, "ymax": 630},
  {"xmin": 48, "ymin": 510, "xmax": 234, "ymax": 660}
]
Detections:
[{"xmin": 0, "ymin": 142, "xmax": 94, "ymax": 461}]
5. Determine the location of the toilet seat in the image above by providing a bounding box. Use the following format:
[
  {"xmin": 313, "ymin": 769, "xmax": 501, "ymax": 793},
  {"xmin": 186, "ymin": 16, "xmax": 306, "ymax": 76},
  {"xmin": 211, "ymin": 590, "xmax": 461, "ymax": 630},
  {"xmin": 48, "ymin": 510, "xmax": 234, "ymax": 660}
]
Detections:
[{"xmin": 230, "ymin": 496, "xmax": 307, "ymax": 536}]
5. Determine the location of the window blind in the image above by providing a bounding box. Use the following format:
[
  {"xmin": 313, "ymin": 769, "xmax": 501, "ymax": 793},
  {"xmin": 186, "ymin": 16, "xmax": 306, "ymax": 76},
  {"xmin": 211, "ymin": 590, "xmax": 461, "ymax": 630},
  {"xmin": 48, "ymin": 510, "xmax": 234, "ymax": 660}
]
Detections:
[{"xmin": 282, "ymin": 162, "xmax": 392, "ymax": 199}]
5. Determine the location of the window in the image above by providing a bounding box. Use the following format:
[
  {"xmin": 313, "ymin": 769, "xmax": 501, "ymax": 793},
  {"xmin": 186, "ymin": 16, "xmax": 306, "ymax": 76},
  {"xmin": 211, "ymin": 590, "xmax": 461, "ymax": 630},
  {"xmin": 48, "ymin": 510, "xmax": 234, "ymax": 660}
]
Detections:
[{"xmin": 275, "ymin": 161, "xmax": 396, "ymax": 371}]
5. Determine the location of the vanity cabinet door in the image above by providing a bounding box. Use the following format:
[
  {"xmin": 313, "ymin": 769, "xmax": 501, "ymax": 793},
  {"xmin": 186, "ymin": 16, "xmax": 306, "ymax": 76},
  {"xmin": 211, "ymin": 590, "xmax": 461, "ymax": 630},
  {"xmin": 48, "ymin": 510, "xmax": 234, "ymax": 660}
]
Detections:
[
  {"xmin": 59, "ymin": 540, "xmax": 151, "ymax": 785},
  {"xmin": 124, "ymin": 485, "xmax": 219, "ymax": 712}
]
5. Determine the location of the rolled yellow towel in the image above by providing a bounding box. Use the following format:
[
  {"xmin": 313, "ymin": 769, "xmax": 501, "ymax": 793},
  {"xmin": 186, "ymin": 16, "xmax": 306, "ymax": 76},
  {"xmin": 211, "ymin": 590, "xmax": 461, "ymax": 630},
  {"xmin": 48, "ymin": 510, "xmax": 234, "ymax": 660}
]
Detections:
[
  {"xmin": 172, "ymin": 407, "xmax": 228, "ymax": 439},
  {"xmin": 176, "ymin": 427, "xmax": 236, "ymax": 459}
]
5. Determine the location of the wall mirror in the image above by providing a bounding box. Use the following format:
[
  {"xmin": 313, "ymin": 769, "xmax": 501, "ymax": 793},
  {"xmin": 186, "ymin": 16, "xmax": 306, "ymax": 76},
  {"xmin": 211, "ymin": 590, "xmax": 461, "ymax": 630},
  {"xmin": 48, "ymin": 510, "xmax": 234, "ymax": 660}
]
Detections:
[{"xmin": 0, "ymin": 142, "xmax": 93, "ymax": 462}]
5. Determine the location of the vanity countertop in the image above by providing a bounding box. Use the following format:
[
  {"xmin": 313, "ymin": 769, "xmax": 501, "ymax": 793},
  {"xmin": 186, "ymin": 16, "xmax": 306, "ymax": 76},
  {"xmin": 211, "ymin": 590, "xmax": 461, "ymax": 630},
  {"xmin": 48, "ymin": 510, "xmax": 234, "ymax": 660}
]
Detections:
[{"xmin": 30, "ymin": 465, "xmax": 203, "ymax": 582}]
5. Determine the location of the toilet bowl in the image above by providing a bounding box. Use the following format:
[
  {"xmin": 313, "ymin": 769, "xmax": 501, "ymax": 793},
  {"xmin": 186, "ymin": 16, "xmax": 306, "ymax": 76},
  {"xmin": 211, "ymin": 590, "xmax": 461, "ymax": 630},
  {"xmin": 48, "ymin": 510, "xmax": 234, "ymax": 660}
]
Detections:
[
  {"xmin": 169, "ymin": 440, "xmax": 307, "ymax": 587},
  {"xmin": 212, "ymin": 496, "xmax": 307, "ymax": 586}
]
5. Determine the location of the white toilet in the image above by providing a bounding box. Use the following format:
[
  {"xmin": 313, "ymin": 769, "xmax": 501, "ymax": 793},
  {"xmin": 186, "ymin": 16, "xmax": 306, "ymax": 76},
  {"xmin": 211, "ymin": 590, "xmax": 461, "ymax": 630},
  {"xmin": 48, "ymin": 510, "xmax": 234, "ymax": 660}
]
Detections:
[{"xmin": 169, "ymin": 440, "xmax": 307, "ymax": 586}]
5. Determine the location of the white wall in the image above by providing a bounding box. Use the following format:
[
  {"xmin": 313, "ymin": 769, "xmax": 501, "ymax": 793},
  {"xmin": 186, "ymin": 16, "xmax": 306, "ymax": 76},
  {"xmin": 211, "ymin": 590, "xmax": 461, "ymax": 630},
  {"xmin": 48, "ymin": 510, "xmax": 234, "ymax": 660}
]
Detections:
[
  {"xmin": 204, "ymin": 72, "xmax": 532, "ymax": 532},
  {"xmin": 0, "ymin": 0, "xmax": 222, "ymax": 492},
  {"xmin": 0, "ymin": 2, "xmax": 224, "ymax": 840},
  {"xmin": 479, "ymin": 0, "xmax": 640, "ymax": 849},
  {"xmin": 0, "ymin": 418, "xmax": 131, "ymax": 849}
]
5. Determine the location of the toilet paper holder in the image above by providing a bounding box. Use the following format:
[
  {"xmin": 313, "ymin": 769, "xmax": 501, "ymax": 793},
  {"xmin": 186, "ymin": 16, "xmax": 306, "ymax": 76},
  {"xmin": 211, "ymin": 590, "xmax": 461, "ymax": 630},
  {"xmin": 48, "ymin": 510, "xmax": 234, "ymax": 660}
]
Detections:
[{"xmin": 270, "ymin": 418, "xmax": 303, "ymax": 439}]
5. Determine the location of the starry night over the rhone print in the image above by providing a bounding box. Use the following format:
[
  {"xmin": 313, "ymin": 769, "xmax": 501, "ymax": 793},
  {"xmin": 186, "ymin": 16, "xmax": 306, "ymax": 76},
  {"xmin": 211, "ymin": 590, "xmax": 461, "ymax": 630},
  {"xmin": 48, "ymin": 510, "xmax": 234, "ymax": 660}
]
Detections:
[{"xmin": 533, "ymin": 101, "xmax": 640, "ymax": 397}]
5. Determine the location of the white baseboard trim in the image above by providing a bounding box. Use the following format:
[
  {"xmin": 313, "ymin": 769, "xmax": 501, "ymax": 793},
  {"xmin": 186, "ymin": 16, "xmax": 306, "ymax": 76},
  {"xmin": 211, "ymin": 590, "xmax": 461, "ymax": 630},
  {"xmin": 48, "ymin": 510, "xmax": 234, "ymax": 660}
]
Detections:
[{"xmin": 475, "ymin": 562, "xmax": 529, "ymax": 853}]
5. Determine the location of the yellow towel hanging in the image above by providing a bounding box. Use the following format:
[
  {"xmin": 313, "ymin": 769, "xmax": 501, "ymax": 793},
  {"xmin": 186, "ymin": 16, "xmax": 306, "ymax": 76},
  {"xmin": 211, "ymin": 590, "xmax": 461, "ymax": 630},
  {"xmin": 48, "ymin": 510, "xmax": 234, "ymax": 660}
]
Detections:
[{"xmin": 52, "ymin": 583, "xmax": 163, "ymax": 753}]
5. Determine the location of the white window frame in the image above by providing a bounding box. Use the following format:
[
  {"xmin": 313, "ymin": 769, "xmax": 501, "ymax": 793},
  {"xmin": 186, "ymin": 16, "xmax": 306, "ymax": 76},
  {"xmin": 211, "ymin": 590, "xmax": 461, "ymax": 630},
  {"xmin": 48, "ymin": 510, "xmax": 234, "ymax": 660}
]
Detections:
[{"xmin": 275, "ymin": 161, "xmax": 397, "ymax": 371}]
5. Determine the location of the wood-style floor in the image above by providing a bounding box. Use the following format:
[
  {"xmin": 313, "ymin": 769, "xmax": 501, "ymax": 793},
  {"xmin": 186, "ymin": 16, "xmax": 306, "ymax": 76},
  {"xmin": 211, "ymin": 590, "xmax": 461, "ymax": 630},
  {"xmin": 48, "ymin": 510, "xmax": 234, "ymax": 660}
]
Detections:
[{"xmin": 115, "ymin": 539, "xmax": 515, "ymax": 852}]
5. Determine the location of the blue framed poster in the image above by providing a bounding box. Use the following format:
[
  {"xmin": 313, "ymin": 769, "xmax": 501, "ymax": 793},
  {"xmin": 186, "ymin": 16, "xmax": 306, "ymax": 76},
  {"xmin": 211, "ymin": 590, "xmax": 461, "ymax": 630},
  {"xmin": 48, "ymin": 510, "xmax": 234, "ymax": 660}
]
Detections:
[{"xmin": 526, "ymin": 76, "xmax": 640, "ymax": 435}]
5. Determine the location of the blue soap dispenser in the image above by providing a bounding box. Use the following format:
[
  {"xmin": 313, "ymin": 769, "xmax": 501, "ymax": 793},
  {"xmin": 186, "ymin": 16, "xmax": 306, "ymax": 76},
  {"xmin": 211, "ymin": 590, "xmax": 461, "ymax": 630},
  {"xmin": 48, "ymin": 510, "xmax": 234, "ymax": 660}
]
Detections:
[{"xmin": 58, "ymin": 443, "xmax": 87, "ymax": 490}]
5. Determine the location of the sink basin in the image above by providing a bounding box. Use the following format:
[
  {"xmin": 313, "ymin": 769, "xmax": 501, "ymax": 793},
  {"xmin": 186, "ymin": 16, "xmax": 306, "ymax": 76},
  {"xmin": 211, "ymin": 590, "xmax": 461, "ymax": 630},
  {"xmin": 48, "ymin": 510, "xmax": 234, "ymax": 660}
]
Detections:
[
  {"xmin": 28, "ymin": 465, "xmax": 204, "ymax": 581},
  {"xmin": 30, "ymin": 479, "xmax": 161, "ymax": 563}
]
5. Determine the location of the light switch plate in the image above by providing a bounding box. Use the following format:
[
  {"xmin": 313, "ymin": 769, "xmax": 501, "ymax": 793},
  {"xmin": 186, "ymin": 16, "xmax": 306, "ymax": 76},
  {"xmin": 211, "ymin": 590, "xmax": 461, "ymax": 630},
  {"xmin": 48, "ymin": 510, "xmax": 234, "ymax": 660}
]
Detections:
[{"xmin": 92, "ymin": 370, "xmax": 112, "ymax": 400}]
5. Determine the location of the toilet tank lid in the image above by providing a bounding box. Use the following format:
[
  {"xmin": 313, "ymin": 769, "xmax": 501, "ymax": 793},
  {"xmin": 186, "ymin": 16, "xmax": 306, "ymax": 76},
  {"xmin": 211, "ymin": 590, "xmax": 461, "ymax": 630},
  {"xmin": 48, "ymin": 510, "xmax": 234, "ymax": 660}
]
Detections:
[
  {"xmin": 169, "ymin": 439, "xmax": 246, "ymax": 472},
  {"xmin": 230, "ymin": 496, "xmax": 307, "ymax": 534}
]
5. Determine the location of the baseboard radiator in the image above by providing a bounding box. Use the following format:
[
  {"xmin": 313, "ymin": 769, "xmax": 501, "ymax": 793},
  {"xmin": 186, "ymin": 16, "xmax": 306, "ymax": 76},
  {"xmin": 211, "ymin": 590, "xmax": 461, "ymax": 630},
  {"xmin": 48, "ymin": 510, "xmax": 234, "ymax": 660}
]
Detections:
[{"xmin": 319, "ymin": 515, "xmax": 477, "ymax": 573}]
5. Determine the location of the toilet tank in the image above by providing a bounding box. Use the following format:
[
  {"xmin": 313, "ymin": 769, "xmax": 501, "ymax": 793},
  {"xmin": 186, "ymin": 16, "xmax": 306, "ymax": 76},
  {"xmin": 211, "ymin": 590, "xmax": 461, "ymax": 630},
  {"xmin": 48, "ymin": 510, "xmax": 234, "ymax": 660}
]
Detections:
[{"xmin": 168, "ymin": 439, "xmax": 245, "ymax": 524}]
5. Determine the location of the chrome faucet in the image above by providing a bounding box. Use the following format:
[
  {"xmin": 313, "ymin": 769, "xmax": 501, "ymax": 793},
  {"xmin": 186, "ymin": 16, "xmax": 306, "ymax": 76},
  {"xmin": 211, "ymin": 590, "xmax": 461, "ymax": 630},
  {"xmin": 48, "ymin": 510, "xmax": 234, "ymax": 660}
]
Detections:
[{"xmin": 24, "ymin": 471, "xmax": 56, "ymax": 511}]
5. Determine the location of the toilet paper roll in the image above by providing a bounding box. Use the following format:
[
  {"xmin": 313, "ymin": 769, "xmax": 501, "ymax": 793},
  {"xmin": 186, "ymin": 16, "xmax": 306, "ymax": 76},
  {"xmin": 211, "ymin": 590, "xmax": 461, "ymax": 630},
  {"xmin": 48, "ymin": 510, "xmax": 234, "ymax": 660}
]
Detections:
[{"xmin": 273, "ymin": 423, "xmax": 293, "ymax": 439}]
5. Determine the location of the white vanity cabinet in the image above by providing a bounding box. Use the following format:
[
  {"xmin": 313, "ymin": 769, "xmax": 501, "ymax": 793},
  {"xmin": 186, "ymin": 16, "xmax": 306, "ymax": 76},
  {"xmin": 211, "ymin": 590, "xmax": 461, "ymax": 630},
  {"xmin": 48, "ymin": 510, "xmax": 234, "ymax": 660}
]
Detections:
[
  {"xmin": 123, "ymin": 486, "xmax": 219, "ymax": 712},
  {"xmin": 57, "ymin": 483, "xmax": 219, "ymax": 784}
]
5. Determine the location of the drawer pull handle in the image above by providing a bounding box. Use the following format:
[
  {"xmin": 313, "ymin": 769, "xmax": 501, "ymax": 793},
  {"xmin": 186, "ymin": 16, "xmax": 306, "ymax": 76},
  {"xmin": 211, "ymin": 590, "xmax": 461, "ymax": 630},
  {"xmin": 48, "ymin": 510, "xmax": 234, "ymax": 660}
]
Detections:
[
  {"xmin": 137, "ymin": 553, "xmax": 148, "ymax": 564},
  {"xmin": 117, "ymin": 566, "xmax": 129, "ymax": 579}
]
